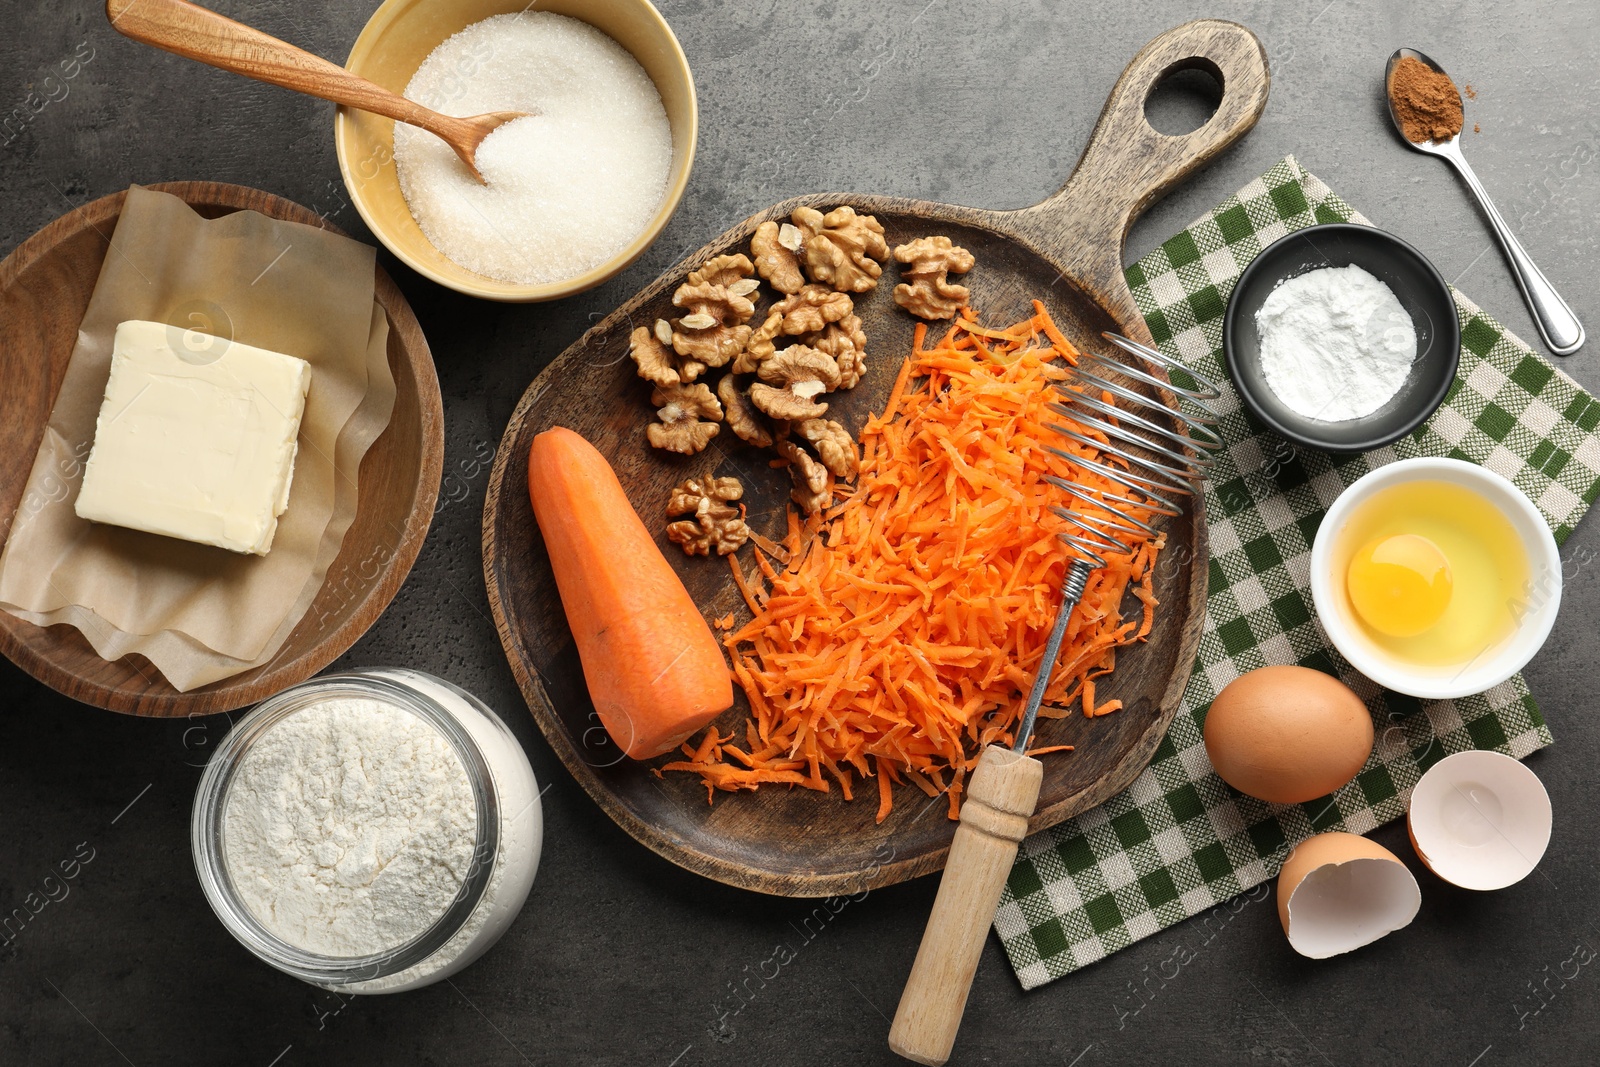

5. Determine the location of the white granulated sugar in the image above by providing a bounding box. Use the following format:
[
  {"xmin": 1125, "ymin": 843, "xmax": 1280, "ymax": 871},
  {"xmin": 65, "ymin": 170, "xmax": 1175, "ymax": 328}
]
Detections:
[
  {"xmin": 1254, "ymin": 264, "xmax": 1418, "ymax": 422},
  {"xmin": 222, "ymin": 698, "xmax": 476, "ymax": 958},
  {"xmin": 394, "ymin": 12, "xmax": 673, "ymax": 286}
]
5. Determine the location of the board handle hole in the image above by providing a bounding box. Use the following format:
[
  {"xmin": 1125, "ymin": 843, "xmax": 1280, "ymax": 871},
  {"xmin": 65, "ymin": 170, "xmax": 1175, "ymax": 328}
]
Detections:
[{"xmin": 1143, "ymin": 60, "xmax": 1224, "ymax": 136}]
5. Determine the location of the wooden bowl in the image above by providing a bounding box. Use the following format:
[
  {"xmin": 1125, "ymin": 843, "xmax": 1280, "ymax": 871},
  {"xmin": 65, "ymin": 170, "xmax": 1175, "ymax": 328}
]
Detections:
[
  {"xmin": 335, "ymin": 0, "xmax": 698, "ymax": 302},
  {"xmin": 0, "ymin": 182, "xmax": 444, "ymax": 716}
]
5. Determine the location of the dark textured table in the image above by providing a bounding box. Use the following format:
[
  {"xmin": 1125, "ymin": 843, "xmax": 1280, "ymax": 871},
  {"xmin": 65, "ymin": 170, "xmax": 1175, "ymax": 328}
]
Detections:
[{"xmin": 4, "ymin": 2, "xmax": 1598, "ymax": 1064}]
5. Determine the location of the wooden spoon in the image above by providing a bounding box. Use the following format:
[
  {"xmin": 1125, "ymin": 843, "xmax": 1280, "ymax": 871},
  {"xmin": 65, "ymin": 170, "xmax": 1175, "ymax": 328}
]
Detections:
[{"xmin": 105, "ymin": 0, "xmax": 527, "ymax": 183}]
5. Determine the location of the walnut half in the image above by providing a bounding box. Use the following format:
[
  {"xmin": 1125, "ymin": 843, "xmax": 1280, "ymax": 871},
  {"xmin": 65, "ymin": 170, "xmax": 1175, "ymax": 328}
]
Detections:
[
  {"xmin": 807, "ymin": 314, "xmax": 867, "ymax": 390},
  {"xmin": 792, "ymin": 206, "xmax": 889, "ymax": 294},
  {"xmin": 893, "ymin": 236, "xmax": 975, "ymax": 320},
  {"xmin": 775, "ymin": 439, "xmax": 833, "ymax": 514},
  {"xmin": 671, "ymin": 254, "xmax": 759, "ymax": 370},
  {"xmin": 629, "ymin": 320, "xmax": 706, "ymax": 386},
  {"xmin": 665, "ymin": 475, "xmax": 750, "ymax": 556},
  {"xmin": 717, "ymin": 374, "xmax": 775, "ymax": 449},
  {"xmin": 750, "ymin": 347, "xmax": 841, "ymax": 421},
  {"xmin": 795, "ymin": 418, "xmax": 858, "ymax": 480},
  {"xmin": 646, "ymin": 381, "xmax": 723, "ymax": 455},
  {"xmin": 751, "ymin": 220, "xmax": 805, "ymax": 295}
]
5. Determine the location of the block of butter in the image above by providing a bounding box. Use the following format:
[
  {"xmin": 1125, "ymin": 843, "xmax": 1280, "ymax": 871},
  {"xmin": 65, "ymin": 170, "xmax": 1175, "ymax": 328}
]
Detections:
[{"xmin": 74, "ymin": 320, "xmax": 312, "ymax": 556}]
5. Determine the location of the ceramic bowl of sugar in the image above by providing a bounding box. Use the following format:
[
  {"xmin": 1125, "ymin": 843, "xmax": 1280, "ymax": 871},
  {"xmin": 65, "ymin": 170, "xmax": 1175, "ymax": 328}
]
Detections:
[
  {"xmin": 336, "ymin": 0, "xmax": 697, "ymax": 302},
  {"xmin": 1223, "ymin": 223, "xmax": 1459, "ymax": 453}
]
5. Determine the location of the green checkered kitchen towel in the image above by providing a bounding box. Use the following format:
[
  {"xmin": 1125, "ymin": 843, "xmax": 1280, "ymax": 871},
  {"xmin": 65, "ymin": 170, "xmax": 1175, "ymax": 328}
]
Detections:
[{"xmin": 995, "ymin": 155, "xmax": 1600, "ymax": 990}]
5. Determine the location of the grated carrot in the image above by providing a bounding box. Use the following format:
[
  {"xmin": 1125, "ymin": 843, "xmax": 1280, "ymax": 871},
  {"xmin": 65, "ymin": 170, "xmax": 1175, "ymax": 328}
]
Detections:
[
  {"xmin": 728, "ymin": 553, "xmax": 763, "ymax": 615},
  {"xmin": 670, "ymin": 305, "xmax": 1166, "ymax": 821},
  {"xmin": 750, "ymin": 531, "xmax": 790, "ymax": 563}
]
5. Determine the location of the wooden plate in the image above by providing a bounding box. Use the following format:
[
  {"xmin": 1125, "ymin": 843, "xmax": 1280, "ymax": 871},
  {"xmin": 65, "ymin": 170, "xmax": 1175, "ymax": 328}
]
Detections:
[
  {"xmin": 0, "ymin": 181, "xmax": 443, "ymax": 716},
  {"xmin": 485, "ymin": 21, "xmax": 1267, "ymax": 896}
]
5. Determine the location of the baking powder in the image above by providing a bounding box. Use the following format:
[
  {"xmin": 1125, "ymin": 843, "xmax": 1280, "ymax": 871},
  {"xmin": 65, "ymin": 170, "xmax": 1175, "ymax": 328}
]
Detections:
[{"xmin": 1254, "ymin": 264, "xmax": 1418, "ymax": 422}]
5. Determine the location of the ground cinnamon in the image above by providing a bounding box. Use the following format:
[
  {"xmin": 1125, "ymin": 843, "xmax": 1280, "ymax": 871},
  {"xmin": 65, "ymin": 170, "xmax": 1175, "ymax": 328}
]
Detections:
[{"xmin": 1389, "ymin": 55, "xmax": 1464, "ymax": 143}]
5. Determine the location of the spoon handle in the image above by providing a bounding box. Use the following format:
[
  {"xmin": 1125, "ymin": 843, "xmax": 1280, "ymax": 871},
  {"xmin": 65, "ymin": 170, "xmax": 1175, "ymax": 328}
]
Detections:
[
  {"xmin": 1444, "ymin": 147, "xmax": 1585, "ymax": 355},
  {"xmin": 105, "ymin": 0, "xmax": 469, "ymax": 143}
]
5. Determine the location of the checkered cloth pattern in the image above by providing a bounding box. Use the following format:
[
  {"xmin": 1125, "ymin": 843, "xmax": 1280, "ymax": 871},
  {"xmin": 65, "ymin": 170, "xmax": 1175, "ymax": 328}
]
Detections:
[{"xmin": 995, "ymin": 156, "xmax": 1600, "ymax": 990}]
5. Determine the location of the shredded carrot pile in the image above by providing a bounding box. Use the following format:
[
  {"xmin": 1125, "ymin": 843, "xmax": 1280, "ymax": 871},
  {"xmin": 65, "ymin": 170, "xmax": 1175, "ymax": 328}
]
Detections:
[{"xmin": 663, "ymin": 304, "xmax": 1166, "ymax": 821}]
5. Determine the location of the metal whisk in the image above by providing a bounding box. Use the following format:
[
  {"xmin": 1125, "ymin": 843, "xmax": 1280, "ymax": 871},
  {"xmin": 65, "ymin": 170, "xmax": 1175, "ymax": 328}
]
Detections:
[
  {"xmin": 890, "ymin": 332, "xmax": 1223, "ymax": 1067},
  {"xmin": 1011, "ymin": 331, "xmax": 1222, "ymax": 752}
]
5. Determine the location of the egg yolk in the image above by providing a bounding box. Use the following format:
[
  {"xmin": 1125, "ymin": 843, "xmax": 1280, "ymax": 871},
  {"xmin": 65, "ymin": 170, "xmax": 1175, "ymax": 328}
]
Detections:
[{"xmin": 1346, "ymin": 534, "xmax": 1454, "ymax": 638}]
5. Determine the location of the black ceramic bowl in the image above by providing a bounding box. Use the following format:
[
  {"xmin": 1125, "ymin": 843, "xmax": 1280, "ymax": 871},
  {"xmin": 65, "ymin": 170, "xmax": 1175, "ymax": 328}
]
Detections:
[{"xmin": 1223, "ymin": 223, "xmax": 1459, "ymax": 453}]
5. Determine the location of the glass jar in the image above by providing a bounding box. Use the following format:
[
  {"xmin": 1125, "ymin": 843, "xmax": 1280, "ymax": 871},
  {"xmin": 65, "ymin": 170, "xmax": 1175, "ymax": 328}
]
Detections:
[{"xmin": 192, "ymin": 668, "xmax": 542, "ymax": 993}]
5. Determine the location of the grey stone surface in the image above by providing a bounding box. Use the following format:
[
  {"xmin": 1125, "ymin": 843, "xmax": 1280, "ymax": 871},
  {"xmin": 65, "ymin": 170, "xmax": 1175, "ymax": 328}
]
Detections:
[{"xmin": 2, "ymin": 1, "xmax": 1598, "ymax": 1064}]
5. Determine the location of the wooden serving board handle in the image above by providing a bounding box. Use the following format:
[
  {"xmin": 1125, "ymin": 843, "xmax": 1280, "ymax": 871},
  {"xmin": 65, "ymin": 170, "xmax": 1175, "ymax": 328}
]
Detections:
[
  {"xmin": 104, "ymin": 0, "xmax": 473, "ymax": 144},
  {"xmin": 1007, "ymin": 18, "xmax": 1270, "ymax": 335},
  {"xmin": 889, "ymin": 745, "xmax": 1043, "ymax": 1066}
]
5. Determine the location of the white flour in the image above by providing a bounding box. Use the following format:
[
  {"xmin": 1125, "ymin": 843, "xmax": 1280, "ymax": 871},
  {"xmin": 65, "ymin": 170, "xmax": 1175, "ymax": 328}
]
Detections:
[
  {"xmin": 222, "ymin": 698, "xmax": 477, "ymax": 957},
  {"xmin": 1254, "ymin": 264, "xmax": 1417, "ymax": 422},
  {"xmin": 340, "ymin": 670, "xmax": 542, "ymax": 993}
]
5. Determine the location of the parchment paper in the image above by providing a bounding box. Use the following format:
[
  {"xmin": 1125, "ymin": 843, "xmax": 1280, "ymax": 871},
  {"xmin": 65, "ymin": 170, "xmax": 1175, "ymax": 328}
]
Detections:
[{"xmin": 0, "ymin": 185, "xmax": 397, "ymax": 690}]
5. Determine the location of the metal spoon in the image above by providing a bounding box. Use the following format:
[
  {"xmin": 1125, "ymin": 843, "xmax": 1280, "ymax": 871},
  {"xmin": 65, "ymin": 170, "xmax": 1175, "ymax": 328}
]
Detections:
[
  {"xmin": 1384, "ymin": 48, "xmax": 1584, "ymax": 355},
  {"xmin": 106, "ymin": 0, "xmax": 528, "ymax": 184}
]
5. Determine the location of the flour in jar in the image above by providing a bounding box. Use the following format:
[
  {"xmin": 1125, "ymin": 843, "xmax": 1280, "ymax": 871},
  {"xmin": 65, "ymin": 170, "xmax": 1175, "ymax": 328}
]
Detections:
[
  {"xmin": 1254, "ymin": 264, "xmax": 1418, "ymax": 422},
  {"xmin": 222, "ymin": 697, "xmax": 476, "ymax": 957}
]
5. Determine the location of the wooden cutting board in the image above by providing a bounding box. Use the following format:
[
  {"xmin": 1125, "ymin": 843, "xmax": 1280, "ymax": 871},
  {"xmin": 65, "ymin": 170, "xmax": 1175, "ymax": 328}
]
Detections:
[{"xmin": 484, "ymin": 19, "xmax": 1268, "ymax": 896}]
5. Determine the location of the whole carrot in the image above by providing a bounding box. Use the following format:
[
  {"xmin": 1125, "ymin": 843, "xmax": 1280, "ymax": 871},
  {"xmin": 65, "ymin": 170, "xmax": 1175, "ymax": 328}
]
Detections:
[{"xmin": 527, "ymin": 427, "xmax": 731, "ymax": 759}]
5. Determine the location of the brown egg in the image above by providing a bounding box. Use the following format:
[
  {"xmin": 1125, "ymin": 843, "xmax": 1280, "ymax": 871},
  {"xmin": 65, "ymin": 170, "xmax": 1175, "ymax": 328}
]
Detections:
[{"xmin": 1203, "ymin": 666, "xmax": 1373, "ymax": 804}]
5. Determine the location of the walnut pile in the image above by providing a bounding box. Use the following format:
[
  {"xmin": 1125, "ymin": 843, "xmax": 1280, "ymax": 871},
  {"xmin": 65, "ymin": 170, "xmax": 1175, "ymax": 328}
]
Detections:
[
  {"xmin": 893, "ymin": 236, "xmax": 975, "ymax": 320},
  {"xmin": 627, "ymin": 215, "xmax": 980, "ymax": 532},
  {"xmin": 752, "ymin": 206, "xmax": 891, "ymax": 296},
  {"xmin": 738, "ymin": 285, "xmax": 855, "ymax": 372},
  {"xmin": 640, "ymin": 213, "xmax": 883, "ymax": 509},
  {"xmin": 665, "ymin": 475, "xmax": 750, "ymax": 556}
]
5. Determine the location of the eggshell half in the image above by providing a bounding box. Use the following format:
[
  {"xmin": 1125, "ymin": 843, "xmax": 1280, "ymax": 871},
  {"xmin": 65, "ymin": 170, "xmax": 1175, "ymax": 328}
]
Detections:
[
  {"xmin": 1407, "ymin": 750, "xmax": 1551, "ymax": 891},
  {"xmin": 1277, "ymin": 832, "xmax": 1421, "ymax": 959},
  {"xmin": 1204, "ymin": 666, "xmax": 1374, "ymax": 804}
]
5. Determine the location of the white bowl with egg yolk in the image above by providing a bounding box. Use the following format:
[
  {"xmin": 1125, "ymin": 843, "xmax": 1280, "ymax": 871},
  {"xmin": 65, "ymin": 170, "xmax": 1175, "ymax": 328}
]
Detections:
[{"xmin": 1310, "ymin": 457, "xmax": 1561, "ymax": 699}]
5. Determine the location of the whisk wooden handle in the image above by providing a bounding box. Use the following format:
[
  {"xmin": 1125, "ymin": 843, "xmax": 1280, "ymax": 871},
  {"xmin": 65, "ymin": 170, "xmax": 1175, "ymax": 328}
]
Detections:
[{"xmin": 890, "ymin": 745, "xmax": 1043, "ymax": 1065}]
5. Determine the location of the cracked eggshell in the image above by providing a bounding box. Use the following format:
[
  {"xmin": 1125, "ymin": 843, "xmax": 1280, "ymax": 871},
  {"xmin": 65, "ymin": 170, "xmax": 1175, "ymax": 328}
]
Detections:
[
  {"xmin": 1277, "ymin": 832, "xmax": 1421, "ymax": 959},
  {"xmin": 1407, "ymin": 750, "xmax": 1551, "ymax": 891}
]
